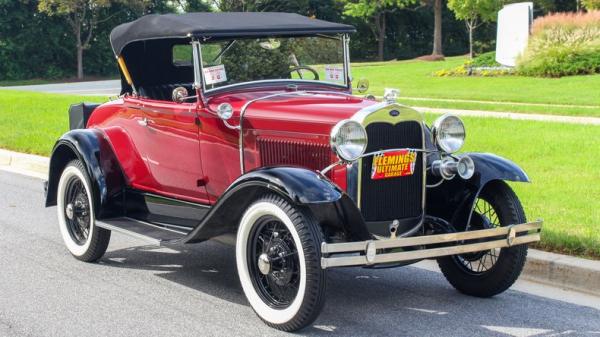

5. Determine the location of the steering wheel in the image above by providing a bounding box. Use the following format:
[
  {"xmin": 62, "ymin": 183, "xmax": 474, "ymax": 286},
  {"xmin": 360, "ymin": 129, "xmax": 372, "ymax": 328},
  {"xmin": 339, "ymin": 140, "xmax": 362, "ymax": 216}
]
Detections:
[{"xmin": 287, "ymin": 66, "xmax": 319, "ymax": 81}]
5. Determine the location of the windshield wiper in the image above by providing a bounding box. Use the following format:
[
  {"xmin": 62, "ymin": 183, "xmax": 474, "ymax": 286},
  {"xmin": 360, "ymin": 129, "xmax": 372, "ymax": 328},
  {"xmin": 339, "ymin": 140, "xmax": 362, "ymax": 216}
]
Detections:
[{"xmin": 212, "ymin": 40, "xmax": 236, "ymax": 63}]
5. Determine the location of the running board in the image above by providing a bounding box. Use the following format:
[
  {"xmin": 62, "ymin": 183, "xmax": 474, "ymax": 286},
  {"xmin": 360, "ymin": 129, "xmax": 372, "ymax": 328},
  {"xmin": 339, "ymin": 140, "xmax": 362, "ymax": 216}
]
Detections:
[{"xmin": 95, "ymin": 217, "xmax": 191, "ymax": 246}]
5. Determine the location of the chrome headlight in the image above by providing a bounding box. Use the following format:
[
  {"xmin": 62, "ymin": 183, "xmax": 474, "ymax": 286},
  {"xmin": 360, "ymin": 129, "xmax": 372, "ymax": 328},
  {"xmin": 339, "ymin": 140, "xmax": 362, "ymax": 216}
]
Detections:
[
  {"xmin": 432, "ymin": 114, "xmax": 466, "ymax": 153},
  {"xmin": 330, "ymin": 120, "xmax": 368, "ymax": 162}
]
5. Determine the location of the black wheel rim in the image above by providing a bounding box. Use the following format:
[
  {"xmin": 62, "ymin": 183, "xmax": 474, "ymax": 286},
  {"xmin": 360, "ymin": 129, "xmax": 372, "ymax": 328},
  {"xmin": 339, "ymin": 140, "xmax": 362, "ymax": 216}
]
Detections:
[
  {"xmin": 63, "ymin": 175, "xmax": 91, "ymax": 245},
  {"xmin": 247, "ymin": 215, "xmax": 300, "ymax": 309},
  {"xmin": 455, "ymin": 197, "xmax": 501, "ymax": 275}
]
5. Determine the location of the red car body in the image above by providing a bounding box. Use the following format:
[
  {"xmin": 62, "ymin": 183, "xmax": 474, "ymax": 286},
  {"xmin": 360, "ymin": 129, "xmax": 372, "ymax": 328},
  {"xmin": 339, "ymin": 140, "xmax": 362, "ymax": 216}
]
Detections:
[{"xmin": 87, "ymin": 84, "xmax": 371, "ymax": 205}]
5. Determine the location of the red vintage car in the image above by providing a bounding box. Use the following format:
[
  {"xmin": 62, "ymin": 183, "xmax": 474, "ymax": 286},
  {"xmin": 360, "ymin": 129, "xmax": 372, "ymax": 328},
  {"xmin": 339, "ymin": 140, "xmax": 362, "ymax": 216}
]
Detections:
[{"xmin": 45, "ymin": 12, "xmax": 542, "ymax": 331}]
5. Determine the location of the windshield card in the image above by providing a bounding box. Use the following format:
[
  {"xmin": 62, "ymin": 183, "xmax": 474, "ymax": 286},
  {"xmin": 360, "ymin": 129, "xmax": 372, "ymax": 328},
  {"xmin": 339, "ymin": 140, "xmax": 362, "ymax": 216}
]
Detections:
[
  {"xmin": 371, "ymin": 149, "xmax": 417, "ymax": 180},
  {"xmin": 324, "ymin": 65, "xmax": 344, "ymax": 82},
  {"xmin": 203, "ymin": 65, "xmax": 227, "ymax": 85}
]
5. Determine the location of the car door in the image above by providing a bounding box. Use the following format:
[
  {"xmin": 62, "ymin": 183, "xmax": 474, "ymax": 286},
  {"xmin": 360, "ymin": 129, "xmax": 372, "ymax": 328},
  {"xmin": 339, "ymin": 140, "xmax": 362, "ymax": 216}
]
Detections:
[{"xmin": 139, "ymin": 99, "xmax": 209, "ymax": 204}]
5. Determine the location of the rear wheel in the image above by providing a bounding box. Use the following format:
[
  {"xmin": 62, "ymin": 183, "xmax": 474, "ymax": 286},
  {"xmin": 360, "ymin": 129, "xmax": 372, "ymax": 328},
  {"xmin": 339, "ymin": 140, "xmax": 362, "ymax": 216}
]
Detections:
[
  {"xmin": 437, "ymin": 181, "xmax": 528, "ymax": 297},
  {"xmin": 236, "ymin": 194, "xmax": 326, "ymax": 331},
  {"xmin": 56, "ymin": 160, "xmax": 110, "ymax": 262}
]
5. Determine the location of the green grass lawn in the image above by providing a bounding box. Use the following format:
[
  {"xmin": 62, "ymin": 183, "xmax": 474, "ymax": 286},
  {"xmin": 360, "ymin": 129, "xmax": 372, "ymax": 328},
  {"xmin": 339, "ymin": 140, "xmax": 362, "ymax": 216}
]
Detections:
[
  {"xmin": 425, "ymin": 113, "xmax": 600, "ymax": 259},
  {"xmin": 0, "ymin": 90, "xmax": 107, "ymax": 156},
  {"xmin": 0, "ymin": 90, "xmax": 598, "ymax": 258},
  {"xmin": 352, "ymin": 57, "xmax": 600, "ymax": 117}
]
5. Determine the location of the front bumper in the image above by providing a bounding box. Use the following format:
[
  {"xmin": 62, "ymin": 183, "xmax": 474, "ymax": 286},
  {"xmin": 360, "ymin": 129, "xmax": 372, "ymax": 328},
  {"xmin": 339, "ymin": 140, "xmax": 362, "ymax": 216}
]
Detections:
[{"xmin": 320, "ymin": 220, "xmax": 542, "ymax": 269}]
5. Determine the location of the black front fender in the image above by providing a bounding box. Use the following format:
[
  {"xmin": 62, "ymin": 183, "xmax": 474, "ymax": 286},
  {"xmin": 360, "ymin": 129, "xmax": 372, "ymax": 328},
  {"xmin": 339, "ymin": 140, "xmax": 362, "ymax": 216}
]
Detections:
[
  {"xmin": 183, "ymin": 166, "xmax": 371, "ymax": 243},
  {"xmin": 45, "ymin": 129, "xmax": 125, "ymax": 219},
  {"xmin": 426, "ymin": 153, "xmax": 529, "ymax": 230}
]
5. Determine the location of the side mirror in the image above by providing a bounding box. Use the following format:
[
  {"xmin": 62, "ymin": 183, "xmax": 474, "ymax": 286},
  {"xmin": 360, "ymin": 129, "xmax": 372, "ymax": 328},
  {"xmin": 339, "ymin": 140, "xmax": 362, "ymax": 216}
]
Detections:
[
  {"xmin": 172, "ymin": 87, "xmax": 189, "ymax": 103},
  {"xmin": 356, "ymin": 78, "xmax": 369, "ymax": 93}
]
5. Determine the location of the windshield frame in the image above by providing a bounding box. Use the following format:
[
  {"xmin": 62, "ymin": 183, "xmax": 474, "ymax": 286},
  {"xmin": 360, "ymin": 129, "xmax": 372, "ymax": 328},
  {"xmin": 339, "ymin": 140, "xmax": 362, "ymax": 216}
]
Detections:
[{"xmin": 196, "ymin": 34, "xmax": 351, "ymax": 95}]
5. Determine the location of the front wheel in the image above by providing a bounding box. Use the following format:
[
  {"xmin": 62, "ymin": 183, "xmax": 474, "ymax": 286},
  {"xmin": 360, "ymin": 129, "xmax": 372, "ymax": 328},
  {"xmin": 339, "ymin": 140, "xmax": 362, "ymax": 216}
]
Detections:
[
  {"xmin": 56, "ymin": 160, "xmax": 111, "ymax": 262},
  {"xmin": 236, "ymin": 194, "xmax": 326, "ymax": 331},
  {"xmin": 437, "ymin": 181, "xmax": 528, "ymax": 297}
]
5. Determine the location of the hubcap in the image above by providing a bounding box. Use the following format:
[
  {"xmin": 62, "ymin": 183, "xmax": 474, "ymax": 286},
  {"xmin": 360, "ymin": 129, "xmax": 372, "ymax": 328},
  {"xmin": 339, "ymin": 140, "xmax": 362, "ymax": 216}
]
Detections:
[
  {"xmin": 258, "ymin": 253, "xmax": 271, "ymax": 275},
  {"xmin": 65, "ymin": 203, "xmax": 74, "ymax": 220}
]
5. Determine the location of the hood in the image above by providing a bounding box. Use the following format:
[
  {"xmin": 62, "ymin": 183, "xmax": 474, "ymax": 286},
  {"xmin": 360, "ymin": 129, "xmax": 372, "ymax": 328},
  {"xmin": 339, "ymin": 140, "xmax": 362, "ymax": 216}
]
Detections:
[{"xmin": 207, "ymin": 89, "xmax": 377, "ymax": 135}]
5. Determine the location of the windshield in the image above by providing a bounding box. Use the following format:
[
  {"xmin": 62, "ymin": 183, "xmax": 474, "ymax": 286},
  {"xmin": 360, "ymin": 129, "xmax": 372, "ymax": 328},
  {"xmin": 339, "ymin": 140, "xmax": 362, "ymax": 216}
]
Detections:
[{"xmin": 199, "ymin": 36, "xmax": 347, "ymax": 91}]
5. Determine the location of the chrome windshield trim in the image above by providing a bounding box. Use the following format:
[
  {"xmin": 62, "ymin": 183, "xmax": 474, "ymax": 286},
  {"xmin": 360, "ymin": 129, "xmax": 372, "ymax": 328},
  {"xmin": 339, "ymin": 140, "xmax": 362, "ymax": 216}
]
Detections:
[
  {"xmin": 199, "ymin": 35, "xmax": 351, "ymax": 95},
  {"xmin": 204, "ymin": 79, "xmax": 349, "ymax": 95}
]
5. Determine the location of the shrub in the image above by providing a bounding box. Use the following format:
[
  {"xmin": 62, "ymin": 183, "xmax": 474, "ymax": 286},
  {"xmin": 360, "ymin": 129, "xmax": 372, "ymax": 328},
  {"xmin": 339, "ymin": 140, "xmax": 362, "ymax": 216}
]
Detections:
[
  {"xmin": 517, "ymin": 11, "xmax": 600, "ymax": 77},
  {"xmin": 471, "ymin": 51, "xmax": 500, "ymax": 67},
  {"xmin": 433, "ymin": 52, "xmax": 510, "ymax": 77}
]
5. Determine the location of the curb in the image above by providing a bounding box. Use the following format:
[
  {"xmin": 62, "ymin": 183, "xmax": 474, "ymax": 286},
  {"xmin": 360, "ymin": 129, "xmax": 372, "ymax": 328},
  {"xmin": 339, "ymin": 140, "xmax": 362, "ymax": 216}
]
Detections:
[
  {"xmin": 1, "ymin": 148, "xmax": 599, "ymax": 295},
  {"xmin": 0, "ymin": 149, "xmax": 49, "ymax": 179},
  {"xmin": 522, "ymin": 250, "xmax": 600, "ymax": 296}
]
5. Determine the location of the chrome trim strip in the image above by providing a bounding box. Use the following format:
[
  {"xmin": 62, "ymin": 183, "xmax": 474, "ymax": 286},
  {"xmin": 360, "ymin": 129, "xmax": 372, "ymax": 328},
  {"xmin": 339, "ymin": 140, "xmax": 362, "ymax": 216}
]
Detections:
[{"xmin": 320, "ymin": 220, "xmax": 543, "ymax": 268}]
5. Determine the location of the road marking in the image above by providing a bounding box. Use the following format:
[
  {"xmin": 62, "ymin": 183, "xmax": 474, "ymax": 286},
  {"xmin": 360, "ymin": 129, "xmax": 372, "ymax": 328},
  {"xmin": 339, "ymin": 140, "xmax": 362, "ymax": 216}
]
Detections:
[{"xmin": 481, "ymin": 326, "xmax": 553, "ymax": 337}]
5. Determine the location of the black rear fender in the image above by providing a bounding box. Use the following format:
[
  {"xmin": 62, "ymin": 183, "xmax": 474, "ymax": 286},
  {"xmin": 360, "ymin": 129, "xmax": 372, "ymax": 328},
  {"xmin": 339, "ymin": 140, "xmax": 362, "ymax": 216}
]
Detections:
[
  {"xmin": 426, "ymin": 152, "xmax": 529, "ymax": 230},
  {"xmin": 45, "ymin": 129, "xmax": 126, "ymax": 219},
  {"xmin": 183, "ymin": 167, "xmax": 372, "ymax": 243}
]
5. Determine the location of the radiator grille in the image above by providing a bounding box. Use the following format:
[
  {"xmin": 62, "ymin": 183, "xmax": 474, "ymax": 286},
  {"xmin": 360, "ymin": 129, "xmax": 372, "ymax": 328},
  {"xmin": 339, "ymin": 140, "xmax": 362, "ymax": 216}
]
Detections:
[
  {"xmin": 257, "ymin": 138, "xmax": 331, "ymax": 172},
  {"xmin": 360, "ymin": 121, "xmax": 424, "ymax": 221}
]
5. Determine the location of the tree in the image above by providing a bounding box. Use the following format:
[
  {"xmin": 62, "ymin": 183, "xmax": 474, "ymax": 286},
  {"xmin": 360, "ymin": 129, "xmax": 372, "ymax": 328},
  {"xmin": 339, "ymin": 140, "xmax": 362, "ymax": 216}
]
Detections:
[
  {"xmin": 431, "ymin": 0, "xmax": 443, "ymax": 56},
  {"xmin": 38, "ymin": 0, "xmax": 147, "ymax": 80},
  {"xmin": 342, "ymin": 0, "xmax": 417, "ymax": 61},
  {"xmin": 582, "ymin": 0, "xmax": 600, "ymax": 9},
  {"xmin": 447, "ymin": 0, "xmax": 500, "ymax": 58}
]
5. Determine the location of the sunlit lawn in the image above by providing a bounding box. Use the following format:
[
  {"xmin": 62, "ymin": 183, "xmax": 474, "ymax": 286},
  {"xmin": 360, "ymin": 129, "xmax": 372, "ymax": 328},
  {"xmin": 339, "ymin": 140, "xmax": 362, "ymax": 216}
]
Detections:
[
  {"xmin": 0, "ymin": 90, "xmax": 598, "ymax": 258},
  {"xmin": 351, "ymin": 57, "xmax": 600, "ymax": 117}
]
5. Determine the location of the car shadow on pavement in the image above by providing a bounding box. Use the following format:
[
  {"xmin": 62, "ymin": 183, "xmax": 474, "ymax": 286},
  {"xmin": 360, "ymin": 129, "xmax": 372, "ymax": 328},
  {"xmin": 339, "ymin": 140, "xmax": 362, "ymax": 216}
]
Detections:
[{"xmin": 100, "ymin": 241, "xmax": 600, "ymax": 337}]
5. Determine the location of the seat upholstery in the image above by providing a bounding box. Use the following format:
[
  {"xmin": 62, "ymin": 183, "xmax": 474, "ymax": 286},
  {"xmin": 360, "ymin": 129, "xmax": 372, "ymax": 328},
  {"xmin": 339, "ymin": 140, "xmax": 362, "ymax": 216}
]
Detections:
[{"xmin": 138, "ymin": 83, "xmax": 194, "ymax": 101}]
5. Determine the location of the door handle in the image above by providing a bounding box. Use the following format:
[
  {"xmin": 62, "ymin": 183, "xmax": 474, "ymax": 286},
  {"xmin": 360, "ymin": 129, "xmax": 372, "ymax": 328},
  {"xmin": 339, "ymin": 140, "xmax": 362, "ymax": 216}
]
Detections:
[{"xmin": 138, "ymin": 117, "xmax": 154, "ymax": 127}]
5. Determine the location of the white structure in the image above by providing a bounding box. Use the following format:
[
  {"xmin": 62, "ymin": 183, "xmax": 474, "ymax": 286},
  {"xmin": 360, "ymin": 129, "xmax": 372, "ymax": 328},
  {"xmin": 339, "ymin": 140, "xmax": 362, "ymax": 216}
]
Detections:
[{"xmin": 496, "ymin": 2, "xmax": 533, "ymax": 67}]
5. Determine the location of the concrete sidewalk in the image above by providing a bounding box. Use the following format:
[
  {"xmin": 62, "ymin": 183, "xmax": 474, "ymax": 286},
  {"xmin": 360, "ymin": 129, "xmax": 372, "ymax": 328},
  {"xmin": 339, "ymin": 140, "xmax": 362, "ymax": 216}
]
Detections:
[
  {"xmin": 1, "ymin": 148, "xmax": 599, "ymax": 296},
  {"xmin": 414, "ymin": 106, "xmax": 600, "ymax": 126}
]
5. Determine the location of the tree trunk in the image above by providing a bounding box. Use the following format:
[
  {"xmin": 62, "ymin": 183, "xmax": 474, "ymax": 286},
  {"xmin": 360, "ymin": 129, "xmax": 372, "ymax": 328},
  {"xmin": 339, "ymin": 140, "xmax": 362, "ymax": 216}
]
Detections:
[
  {"xmin": 77, "ymin": 46, "xmax": 84, "ymax": 80},
  {"xmin": 75, "ymin": 23, "xmax": 84, "ymax": 80},
  {"xmin": 432, "ymin": 0, "xmax": 443, "ymax": 56},
  {"xmin": 468, "ymin": 23, "xmax": 474, "ymax": 59},
  {"xmin": 376, "ymin": 13, "xmax": 386, "ymax": 61}
]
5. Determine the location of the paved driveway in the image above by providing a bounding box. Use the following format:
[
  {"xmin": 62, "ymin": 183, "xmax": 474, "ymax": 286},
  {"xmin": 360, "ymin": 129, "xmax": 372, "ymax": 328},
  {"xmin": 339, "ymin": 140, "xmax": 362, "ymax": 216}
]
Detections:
[{"xmin": 1, "ymin": 170, "xmax": 599, "ymax": 337}]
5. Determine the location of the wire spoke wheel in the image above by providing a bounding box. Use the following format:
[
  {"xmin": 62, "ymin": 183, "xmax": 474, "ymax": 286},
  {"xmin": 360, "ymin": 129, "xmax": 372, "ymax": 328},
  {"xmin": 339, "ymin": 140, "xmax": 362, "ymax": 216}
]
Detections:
[
  {"xmin": 63, "ymin": 175, "xmax": 91, "ymax": 245},
  {"xmin": 437, "ymin": 181, "xmax": 529, "ymax": 298},
  {"xmin": 248, "ymin": 215, "xmax": 300, "ymax": 309},
  {"xmin": 56, "ymin": 160, "xmax": 110, "ymax": 262},
  {"xmin": 456, "ymin": 198, "xmax": 501, "ymax": 275}
]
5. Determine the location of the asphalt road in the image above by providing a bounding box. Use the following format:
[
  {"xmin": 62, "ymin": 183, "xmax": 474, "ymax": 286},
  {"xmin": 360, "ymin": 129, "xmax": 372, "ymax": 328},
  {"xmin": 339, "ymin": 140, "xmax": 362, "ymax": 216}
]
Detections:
[
  {"xmin": 1, "ymin": 80, "xmax": 120, "ymax": 96},
  {"xmin": 1, "ymin": 170, "xmax": 599, "ymax": 337}
]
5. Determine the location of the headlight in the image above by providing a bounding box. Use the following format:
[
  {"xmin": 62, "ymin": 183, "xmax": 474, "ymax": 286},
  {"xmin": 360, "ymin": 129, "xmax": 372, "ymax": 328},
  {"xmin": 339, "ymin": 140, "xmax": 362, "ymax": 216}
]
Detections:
[
  {"xmin": 432, "ymin": 114, "xmax": 466, "ymax": 153},
  {"xmin": 330, "ymin": 120, "xmax": 368, "ymax": 162}
]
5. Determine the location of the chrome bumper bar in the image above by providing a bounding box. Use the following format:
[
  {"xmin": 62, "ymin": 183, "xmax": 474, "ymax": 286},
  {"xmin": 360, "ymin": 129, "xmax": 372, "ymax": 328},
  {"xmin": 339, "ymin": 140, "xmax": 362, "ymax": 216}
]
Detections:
[{"xmin": 320, "ymin": 220, "xmax": 542, "ymax": 269}]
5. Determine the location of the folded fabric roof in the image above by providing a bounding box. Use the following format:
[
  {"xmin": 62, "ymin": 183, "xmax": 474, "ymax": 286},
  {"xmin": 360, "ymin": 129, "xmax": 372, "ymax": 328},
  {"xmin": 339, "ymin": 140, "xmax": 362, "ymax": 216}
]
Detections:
[{"xmin": 110, "ymin": 12, "xmax": 356, "ymax": 56}]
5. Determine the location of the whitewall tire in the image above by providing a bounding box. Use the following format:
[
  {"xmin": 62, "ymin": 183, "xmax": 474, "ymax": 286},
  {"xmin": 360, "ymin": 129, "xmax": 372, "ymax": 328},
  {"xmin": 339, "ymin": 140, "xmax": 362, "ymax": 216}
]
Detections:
[
  {"xmin": 56, "ymin": 160, "xmax": 110, "ymax": 262},
  {"xmin": 236, "ymin": 194, "xmax": 326, "ymax": 331}
]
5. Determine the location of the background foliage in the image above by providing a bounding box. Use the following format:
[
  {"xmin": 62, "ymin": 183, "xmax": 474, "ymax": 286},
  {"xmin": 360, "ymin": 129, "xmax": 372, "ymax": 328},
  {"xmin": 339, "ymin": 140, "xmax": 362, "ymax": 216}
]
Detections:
[
  {"xmin": 0, "ymin": 0, "xmax": 594, "ymax": 81},
  {"xmin": 517, "ymin": 11, "xmax": 600, "ymax": 77}
]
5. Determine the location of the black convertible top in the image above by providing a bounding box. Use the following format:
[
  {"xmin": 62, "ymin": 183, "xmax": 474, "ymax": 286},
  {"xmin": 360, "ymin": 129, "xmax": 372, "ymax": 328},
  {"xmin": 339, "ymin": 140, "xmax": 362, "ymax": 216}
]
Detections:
[{"xmin": 110, "ymin": 12, "xmax": 355, "ymax": 55}]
